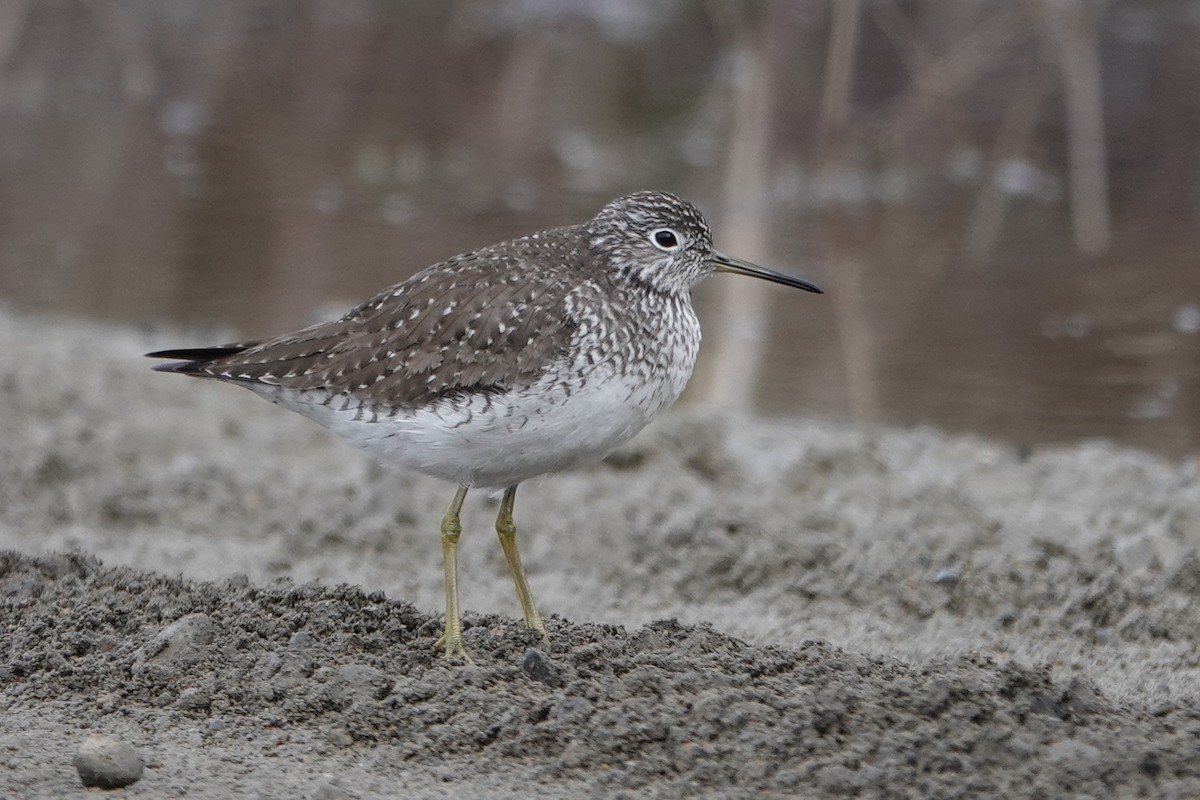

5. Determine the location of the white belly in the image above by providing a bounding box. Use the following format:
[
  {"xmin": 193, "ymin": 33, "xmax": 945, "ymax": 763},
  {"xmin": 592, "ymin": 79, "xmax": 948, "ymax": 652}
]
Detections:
[{"xmin": 249, "ymin": 356, "xmax": 691, "ymax": 490}]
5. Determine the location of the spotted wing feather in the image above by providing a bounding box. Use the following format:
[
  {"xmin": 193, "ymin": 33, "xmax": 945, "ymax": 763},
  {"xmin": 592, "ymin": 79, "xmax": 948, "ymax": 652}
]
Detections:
[{"xmin": 148, "ymin": 230, "xmax": 587, "ymax": 411}]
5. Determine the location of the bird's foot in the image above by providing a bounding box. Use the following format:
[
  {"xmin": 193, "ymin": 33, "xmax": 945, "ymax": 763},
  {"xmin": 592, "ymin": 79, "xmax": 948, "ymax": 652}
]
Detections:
[
  {"xmin": 525, "ymin": 616, "xmax": 549, "ymax": 648},
  {"xmin": 433, "ymin": 631, "xmax": 474, "ymax": 664}
]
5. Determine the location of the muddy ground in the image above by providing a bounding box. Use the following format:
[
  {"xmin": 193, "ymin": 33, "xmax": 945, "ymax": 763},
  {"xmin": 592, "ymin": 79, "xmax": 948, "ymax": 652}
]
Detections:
[{"xmin": 2, "ymin": 308, "xmax": 1199, "ymax": 798}]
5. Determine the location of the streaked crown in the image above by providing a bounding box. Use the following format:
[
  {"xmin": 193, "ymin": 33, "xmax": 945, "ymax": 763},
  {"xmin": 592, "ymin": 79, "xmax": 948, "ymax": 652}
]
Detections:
[{"xmin": 585, "ymin": 191, "xmax": 717, "ymax": 294}]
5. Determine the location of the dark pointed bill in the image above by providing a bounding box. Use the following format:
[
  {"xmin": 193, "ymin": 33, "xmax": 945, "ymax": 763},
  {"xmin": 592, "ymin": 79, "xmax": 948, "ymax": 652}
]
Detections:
[{"xmin": 711, "ymin": 252, "xmax": 823, "ymax": 293}]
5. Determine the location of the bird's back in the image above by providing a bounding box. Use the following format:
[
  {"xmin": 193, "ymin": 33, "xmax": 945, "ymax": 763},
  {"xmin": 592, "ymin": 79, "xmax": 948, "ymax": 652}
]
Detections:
[
  {"xmin": 150, "ymin": 224, "xmax": 700, "ymax": 487},
  {"xmin": 157, "ymin": 227, "xmax": 589, "ymax": 410}
]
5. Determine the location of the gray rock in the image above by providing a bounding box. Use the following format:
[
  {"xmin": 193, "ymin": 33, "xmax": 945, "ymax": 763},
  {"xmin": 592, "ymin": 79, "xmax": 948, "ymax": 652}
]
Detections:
[
  {"xmin": 521, "ymin": 648, "xmax": 560, "ymax": 685},
  {"xmin": 73, "ymin": 734, "xmax": 144, "ymax": 789},
  {"xmin": 932, "ymin": 567, "xmax": 961, "ymax": 585},
  {"xmin": 175, "ymin": 686, "xmax": 211, "ymax": 710},
  {"xmin": 288, "ymin": 630, "xmax": 317, "ymax": 650},
  {"xmin": 135, "ymin": 612, "xmax": 215, "ymax": 674}
]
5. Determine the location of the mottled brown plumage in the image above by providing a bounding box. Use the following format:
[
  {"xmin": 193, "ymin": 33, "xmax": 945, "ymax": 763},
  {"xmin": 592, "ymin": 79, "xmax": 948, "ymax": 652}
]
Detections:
[{"xmin": 153, "ymin": 229, "xmax": 593, "ymax": 411}]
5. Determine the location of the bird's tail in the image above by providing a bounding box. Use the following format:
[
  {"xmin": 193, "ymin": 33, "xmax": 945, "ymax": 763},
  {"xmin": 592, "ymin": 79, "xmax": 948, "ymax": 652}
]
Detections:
[{"xmin": 145, "ymin": 344, "xmax": 257, "ymax": 375}]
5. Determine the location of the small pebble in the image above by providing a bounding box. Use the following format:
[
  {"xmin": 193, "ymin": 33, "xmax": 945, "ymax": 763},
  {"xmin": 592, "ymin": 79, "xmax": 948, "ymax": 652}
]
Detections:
[
  {"xmin": 73, "ymin": 735, "xmax": 144, "ymax": 789},
  {"xmin": 175, "ymin": 686, "xmax": 210, "ymax": 710},
  {"xmin": 288, "ymin": 630, "xmax": 317, "ymax": 650},
  {"xmin": 932, "ymin": 568, "xmax": 961, "ymax": 585},
  {"xmin": 521, "ymin": 648, "xmax": 560, "ymax": 685},
  {"xmin": 138, "ymin": 613, "xmax": 215, "ymax": 670}
]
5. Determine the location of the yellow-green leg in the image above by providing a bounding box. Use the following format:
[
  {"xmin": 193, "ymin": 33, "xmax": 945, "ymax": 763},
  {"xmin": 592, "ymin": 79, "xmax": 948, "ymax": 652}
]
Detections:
[
  {"xmin": 495, "ymin": 485, "xmax": 547, "ymax": 638},
  {"xmin": 433, "ymin": 485, "xmax": 472, "ymax": 663}
]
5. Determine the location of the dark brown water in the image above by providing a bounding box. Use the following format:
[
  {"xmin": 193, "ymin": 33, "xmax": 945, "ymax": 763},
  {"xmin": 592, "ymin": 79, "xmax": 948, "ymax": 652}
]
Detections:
[{"xmin": 2, "ymin": 1, "xmax": 1197, "ymax": 457}]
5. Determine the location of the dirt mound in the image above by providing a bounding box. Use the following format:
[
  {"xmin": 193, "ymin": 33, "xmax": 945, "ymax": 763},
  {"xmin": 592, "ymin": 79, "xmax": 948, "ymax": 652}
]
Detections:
[{"xmin": 4, "ymin": 551, "xmax": 1196, "ymax": 798}]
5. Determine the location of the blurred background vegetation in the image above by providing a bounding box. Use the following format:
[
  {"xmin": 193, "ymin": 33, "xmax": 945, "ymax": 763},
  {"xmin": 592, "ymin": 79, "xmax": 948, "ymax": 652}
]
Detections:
[{"xmin": 1, "ymin": 0, "xmax": 1197, "ymax": 456}]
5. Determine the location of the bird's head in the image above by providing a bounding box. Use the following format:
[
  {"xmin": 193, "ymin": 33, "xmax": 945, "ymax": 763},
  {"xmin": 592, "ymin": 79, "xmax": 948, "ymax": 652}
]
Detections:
[{"xmin": 585, "ymin": 190, "xmax": 822, "ymax": 297}]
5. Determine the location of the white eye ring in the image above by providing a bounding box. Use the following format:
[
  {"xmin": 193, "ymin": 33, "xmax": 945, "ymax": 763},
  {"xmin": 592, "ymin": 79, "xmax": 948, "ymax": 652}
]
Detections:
[{"xmin": 650, "ymin": 228, "xmax": 682, "ymax": 251}]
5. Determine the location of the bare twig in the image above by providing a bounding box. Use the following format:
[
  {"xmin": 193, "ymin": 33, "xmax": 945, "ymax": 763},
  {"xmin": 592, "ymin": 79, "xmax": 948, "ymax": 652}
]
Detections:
[
  {"xmin": 0, "ymin": 0, "xmax": 32, "ymax": 71},
  {"xmin": 493, "ymin": 28, "xmax": 556, "ymax": 181},
  {"xmin": 964, "ymin": 69, "xmax": 1050, "ymax": 266},
  {"xmin": 880, "ymin": 4, "xmax": 1027, "ymax": 142},
  {"xmin": 817, "ymin": 0, "xmax": 880, "ymax": 423},
  {"xmin": 1043, "ymin": 0, "xmax": 1112, "ymax": 254},
  {"xmin": 868, "ymin": 0, "xmax": 973, "ymax": 136},
  {"xmin": 696, "ymin": 4, "xmax": 782, "ymax": 409}
]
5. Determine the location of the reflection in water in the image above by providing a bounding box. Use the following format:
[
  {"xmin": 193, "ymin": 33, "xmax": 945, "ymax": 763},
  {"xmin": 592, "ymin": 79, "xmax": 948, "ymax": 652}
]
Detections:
[{"xmin": 0, "ymin": 1, "xmax": 1196, "ymax": 456}]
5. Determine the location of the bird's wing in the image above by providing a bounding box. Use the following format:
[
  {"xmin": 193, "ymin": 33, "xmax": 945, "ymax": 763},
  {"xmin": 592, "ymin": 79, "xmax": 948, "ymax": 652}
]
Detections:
[{"xmin": 148, "ymin": 238, "xmax": 586, "ymax": 411}]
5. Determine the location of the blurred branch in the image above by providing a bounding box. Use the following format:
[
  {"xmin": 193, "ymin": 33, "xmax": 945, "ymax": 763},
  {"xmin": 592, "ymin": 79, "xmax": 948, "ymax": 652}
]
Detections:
[
  {"xmin": 493, "ymin": 27, "xmax": 555, "ymax": 183},
  {"xmin": 88, "ymin": 0, "xmax": 158, "ymax": 101},
  {"xmin": 880, "ymin": 4, "xmax": 1027, "ymax": 142},
  {"xmin": 817, "ymin": 0, "xmax": 880, "ymax": 424},
  {"xmin": 1043, "ymin": 0, "xmax": 1112, "ymax": 255},
  {"xmin": 868, "ymin": 0, "xmax": 972, "ymax": 135},
  {"xmin": 695, "ymin": 3, "xmax": 785, "ymax": 410},
  {"xmin": 818, "ymin": 0, "xmax": 860, "ymax": 141},
  {"xmin": 0, "ymin": 0, "xmax": 33, "ymax": 75},
  {"xmin": 964, "ymin": 69, "xmax": 1050, "ymax": 266}
]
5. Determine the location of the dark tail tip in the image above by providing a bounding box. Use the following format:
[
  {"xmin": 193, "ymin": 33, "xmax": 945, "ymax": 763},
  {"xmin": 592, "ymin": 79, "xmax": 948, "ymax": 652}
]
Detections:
[{"xmin": 146, "ymin": 346, "xmax": 250, "ymax": 375}]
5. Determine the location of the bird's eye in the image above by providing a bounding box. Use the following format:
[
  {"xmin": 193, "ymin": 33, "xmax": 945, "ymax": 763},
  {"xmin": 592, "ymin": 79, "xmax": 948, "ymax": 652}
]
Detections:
[{"xmin": 651, "ymin": 228, "xmax": 681, "ymax": 251}]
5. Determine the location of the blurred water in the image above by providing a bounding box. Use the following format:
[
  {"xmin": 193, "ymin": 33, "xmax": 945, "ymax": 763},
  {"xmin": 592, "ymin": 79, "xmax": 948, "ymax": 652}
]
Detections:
[{"xmin": 1, "ymin": 1, "xmax": 1196, "ymax": 456}]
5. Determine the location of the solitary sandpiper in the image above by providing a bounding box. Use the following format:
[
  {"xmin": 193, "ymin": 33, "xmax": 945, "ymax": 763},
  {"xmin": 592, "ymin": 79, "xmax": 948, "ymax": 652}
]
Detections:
[{"xmin": 148, "ymin": 190, "xmax": 822, "ymax": 662}]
